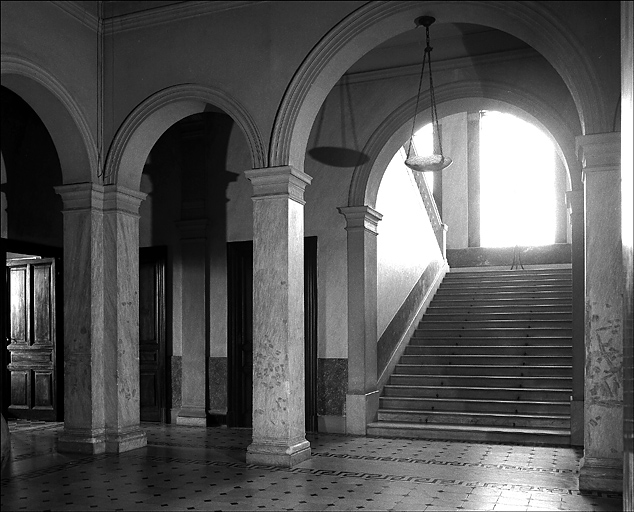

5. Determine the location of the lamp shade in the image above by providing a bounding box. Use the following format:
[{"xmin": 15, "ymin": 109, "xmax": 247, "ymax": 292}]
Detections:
[{"xmin": 405, "ymin": 154, "xmax": 453, "ymax": 172}]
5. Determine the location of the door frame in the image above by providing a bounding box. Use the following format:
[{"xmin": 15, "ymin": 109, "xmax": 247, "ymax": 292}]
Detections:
[{"xmin": 1, "ymin": 238, "xmax": 63, "ymax": 420}]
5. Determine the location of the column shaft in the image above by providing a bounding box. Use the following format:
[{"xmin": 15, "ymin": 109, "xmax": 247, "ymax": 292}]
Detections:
[
  {"xmin": 577, "ymin": 133, "xmax": 623, "ymax": 491},
  {"xmin": 338, "ymin": 206, "xmax": 382, "ymax": 435},
  {"xmin": 102, "ymin": 186, "xmax": 147, "ymax": 452},
  {"xmin": 176, "ymin": 218, "xmax": 208, "ymax": 425},
  {"xmin": 245, "ymin": 166, "xmax": 312, "ymax": 467}
]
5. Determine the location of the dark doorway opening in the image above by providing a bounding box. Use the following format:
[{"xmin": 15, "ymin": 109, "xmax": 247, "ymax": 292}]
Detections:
[
  {"xmin": 139, "ymin": 246, "xmax": 167, "ymax": 423},
  {"xmin": 227, "ymin": 237, "xmax": 318, "ymax": 431}
]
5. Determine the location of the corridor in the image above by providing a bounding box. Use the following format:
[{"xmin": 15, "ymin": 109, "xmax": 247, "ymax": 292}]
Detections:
[{"xmin": 1, "ymin": 421, "xmax": 622, "ymax": 511}]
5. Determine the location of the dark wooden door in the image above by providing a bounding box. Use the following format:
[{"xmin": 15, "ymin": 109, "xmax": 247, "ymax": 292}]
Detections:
[
  {"xmin": 139, "ymin": 247, "xmax": 166, "ymax": 422},
  {"xmin": 5, "ymin": 258, "xmax": 59, "ymax": 420},
  {"xmin": 227, "ymin": 238, "xmax": 318, "ymax": 431},
  {"xmin": 227, "ymin": 241, "xmax": 253, "ymax": 427}
]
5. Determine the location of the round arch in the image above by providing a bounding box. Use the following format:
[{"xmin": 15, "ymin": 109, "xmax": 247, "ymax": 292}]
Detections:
[
  {"xmin": 105, "ymin": 84, "xmax": 267, "ymax": 190},
  {"xmin": 270, "ymin": 1, "xmax": 605, "ymax": 174},
  {"xmin": 348, "ymin": 80, "xmax": 579, "ymax": 209},
  {"xmin": 1, "ymin": 53, "xmax": 97, "ymax": 184}
]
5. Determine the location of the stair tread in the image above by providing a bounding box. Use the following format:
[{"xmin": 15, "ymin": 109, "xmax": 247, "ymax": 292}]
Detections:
[
  {"xmin": 367, "ymin": 422, "xmax": 570, "ymax": 435},
  {"xmin": 376, "ymin": 409, "xmax": 571, "ymax": 419},
  {"xmin": 380, "ymin": 396, "xmax": 569, "ymax": 404},
  {"xmin": 384, "ymin": 384, "xmax": 572, "ymax": 392}
]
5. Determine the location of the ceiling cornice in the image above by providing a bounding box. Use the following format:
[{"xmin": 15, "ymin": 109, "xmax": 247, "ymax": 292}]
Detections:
[
  {"xmin": 51, "ymin": 1, "xmax": 100, "ymax": 33},
  {"xmin": 342, "ymin": 48, "xmax": 540, "ymax": 86},
  {"xmin": 102, "ymin": 1, "xmax": 266, "ymax": 35}
]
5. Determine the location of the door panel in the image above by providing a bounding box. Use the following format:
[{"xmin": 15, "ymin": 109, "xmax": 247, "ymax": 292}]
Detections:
[
  {"xmin": 6, "ymin": 258, "xmax": 58, "ymax": 420},
  {"xmin": 139, "ymin": 247, "xmax": 166, "ymax": 423}
]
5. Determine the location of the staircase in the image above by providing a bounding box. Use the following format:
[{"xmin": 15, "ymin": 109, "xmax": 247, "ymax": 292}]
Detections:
[{"xmin": 367, "ymin": 266, "xmax": 573, "ymax": 445}]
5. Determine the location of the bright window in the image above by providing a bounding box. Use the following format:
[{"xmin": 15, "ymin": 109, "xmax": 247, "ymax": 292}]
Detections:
[{"xmin": 479, "ymin": 111, "xmax": 555, "ymax": 247}]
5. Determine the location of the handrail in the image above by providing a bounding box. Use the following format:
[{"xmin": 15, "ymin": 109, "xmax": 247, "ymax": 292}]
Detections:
[{"xmin": 410, "ymin": 169, "xmax": 447, "ymax": 259}]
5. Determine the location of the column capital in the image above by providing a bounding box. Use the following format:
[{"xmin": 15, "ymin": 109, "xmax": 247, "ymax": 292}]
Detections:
[
  {"xmin": 55, "ymin": 183, "xmax": 105, "ymax": 211},
  {"xmin": 576, "ymin": 133, "xmax": 621, "ymax": 177},
  {"xmin": 245, "ymin": 166, "xmax": 312, "ymax": 204},
  {"xmin": 103, "ymin": 185, "xmax": 147, "ymax": 216},
  {"xmin": 565, "ymin": 189, "xmax": 584, "ymax": 215},
  {"xmin": 337, "ymin": 205, "xmax": 383, "ymax": 234}
]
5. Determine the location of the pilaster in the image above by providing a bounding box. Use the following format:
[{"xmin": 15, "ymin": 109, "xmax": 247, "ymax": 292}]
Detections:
[
  {"xmin": 338, "ymin": 205, "xmax": 383, "ymax": 435},
  {"xmin": 565, "ymin": 189, "xmax": 584, "ymax": 446},
  {"xmin": 176, "ymin": 216, "xmax": 208, "ymax": 426},
  {"xmin": 577, "ymin": 132, "xmax": 623, "ymax": 491},
  {"xmin": 245, "ymin": 166, "xmax": 312, "ymax": 467}
]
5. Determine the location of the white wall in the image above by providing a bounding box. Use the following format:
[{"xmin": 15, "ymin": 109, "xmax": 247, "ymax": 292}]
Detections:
[{"xmin": 376, "ymin": 151, "xmax": 441, "ymax": 338}]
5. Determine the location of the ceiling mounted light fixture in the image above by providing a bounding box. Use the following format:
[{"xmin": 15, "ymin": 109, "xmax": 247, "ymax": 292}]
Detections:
[{"xmin": 405, "ymin": 16, "xmax": 452, "ymax": 173}]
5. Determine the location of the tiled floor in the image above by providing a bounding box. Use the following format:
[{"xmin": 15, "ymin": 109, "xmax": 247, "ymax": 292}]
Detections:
[{"xmin": 1, "ymin": 421, "xmax": 623, "ymax": 511}]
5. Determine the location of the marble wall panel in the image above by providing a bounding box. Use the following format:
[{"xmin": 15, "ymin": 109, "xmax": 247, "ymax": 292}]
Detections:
[
  {"xmin": 208, "ymin": 357, "xmax": 227, "ymax": 413},
  {"xmin": 171, "ymin": 356, "xmax": 182, "ymax": 409},
  {"xmin": 318, "ymin": 358, "xmax": 347, "ymax": 417}
]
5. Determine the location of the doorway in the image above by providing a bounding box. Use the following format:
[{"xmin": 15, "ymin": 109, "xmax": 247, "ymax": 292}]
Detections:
[
  {"xmin": 139, "ymin": 246, "xmax": 167, "ymax": 422},
  {"xmin": 227, "ymin": 237, "xmax": 318, "ymax": 431},
  {"xmin": 2, "ymin": 241, "xmax": 63, "ymax": 421}
]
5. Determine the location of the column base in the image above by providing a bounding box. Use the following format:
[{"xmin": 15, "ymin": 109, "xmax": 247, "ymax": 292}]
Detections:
[
  {"xmin": 105, "ymin": 426, "xmax": 147, "ymax": 453},
  {"xmin": 579, "ymin": 456, "xmax": 623, "ymax": 492},
  {"xmin": 57, "ymin": 427, "xmax": 107, "ymax": 455},
  {"xmin": 346, "ymin": 391, "xmax": 379, "ymax": 435},
  {"xmin": 570, "ymin": 399, "xmax": 584, "ymax": 446},
  {"xmin": 177, "ymin": 407, "xmax": 207, "ymax": 426},
  {"xmin": 246, "ymin": 438, "xmax": 311, "ymax": 467}
]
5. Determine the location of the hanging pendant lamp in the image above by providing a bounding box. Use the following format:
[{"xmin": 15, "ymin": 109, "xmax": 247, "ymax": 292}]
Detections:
[{"xmin": 405, "ymin": 16, "xmax": 452, "ymax": 173}]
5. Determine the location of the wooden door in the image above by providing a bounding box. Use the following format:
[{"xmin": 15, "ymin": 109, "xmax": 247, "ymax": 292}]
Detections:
[
  {"xmin": 139, "ymin": 247, "xmax": 166, "ymax": 422},
  {"xmin": 227, "ymin": 238, "xmax": 317, "ymax": 431},
  {"xmin": 227, "ymin": 241, "xmax": 253, "ymax": 427},
  {"xmin": 5, "ymin": 258, "xmax": 59, "ymax": 420}
]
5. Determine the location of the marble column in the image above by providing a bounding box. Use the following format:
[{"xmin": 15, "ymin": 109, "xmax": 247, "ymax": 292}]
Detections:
[
  {"xmin": 102, "ymin": 185, "xmax": 147, "ymax": 452},
  {"xmin": 338, "ymin": 206, "xmax": 383, "ymax": 435},
  {"xmin": 245, "ymin": 166, "xmax": 312, "ymax": 467},
  {"xmin": 55, "ymin": 184, "xmax": 147, "ymax": 454},
  {"xmin": 577, "ymin": 133, "xmax": 623, "ymax": 491},
  {"xmin": 176, "ymin": 216, "xmax": 208, "ymax": 426},
  {"xmin": 56, "ymin": 184, "xmax": 107, "ymax": 454},
  {"xmin": 566, "ymin": 189, "xmax": 585, "ymax": 446}
]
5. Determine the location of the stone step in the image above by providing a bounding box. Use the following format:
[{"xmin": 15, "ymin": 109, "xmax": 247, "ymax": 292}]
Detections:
[
  {"xmin": 413, "ymin": 327, "xmax": 572, "ymax": 337},
  {"xmin": 433, "ymin": 290, "xmax": 572, "ymax": 300},
  {"xmin": 418, "ymin": 319, "xmax": 572, "ymax": 329},
  {"xmin": 375, "ymin": 409, "xmax": 570, "ymax": 429},
  {"xmin": 427, "ymin": 304, "xmax": 572, "ymax": 314},
  {"xmin": 441, "ymin": 276, "xmax": 572, "ymax": 286},
  {"xmin": 382, "ymin": 384, "xmax": 571, "ymax": 401},
  {"xmin": 366, "ymin": 422, "xmax": 571, "ymax": 446},
  {"xmin": 438, "ymin": 283, "xmax": 572, "ymax": 294},
  {"xmin": 388, "ymin": 374, "xmax": 572, "ymax": 389},
  {"xmin": 399, "ymin": 354, "xmax": 572, "ymax": 366},
  {"xmin": 422, "ymin": 312, "xmax": 572, "ymax": 322},
  {"xmin": 445, "ymin": 268, "xmax": 571, "ymax": 278},
  {"xmin": 408, "ymin": 336, "xmax": 571, "ymax": 346},
  {"xmin": 378, "ymin": 396, "xmax": 570, "ymax": 415},
  {"xmin": 393, "ymin": 364, "xmax": 572, "ymax": 377},
  {"xmin": 405, "ymin": 345, "xmax": 572, "ymax": 356},
  {"xmin": 430, "ymin": 297, "xmax": 572, "ymax": 306}
]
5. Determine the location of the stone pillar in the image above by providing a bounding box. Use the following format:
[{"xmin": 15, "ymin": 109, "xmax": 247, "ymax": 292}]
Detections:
[
  {"xmin": 56, "ymin": 184, "xmax": 107, "ymax": 454},
  {"xmin": 577, "ymin": 133, "xmax": 623, "ymax": 491},
  {"xmin": 245, "ymin": 166, "xmax": 312, "ymax": 467},
  {"xmin": 102, "ymin": 186, "xmax": 147, "ymax": 452},
  {"xmin": 566, "ymin": 189, "xmax": 585, "ymax": 446},
  {"xmin": 338, "ymin": 206, "xmax": 383, "ymax": 435},
  {"xmin": 56, "ymin": 183, "xmax": 147, "ymax": 454},
  {"xmin": 176, "ymin": 215, "xmax": 208, "ymax": 426}
]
